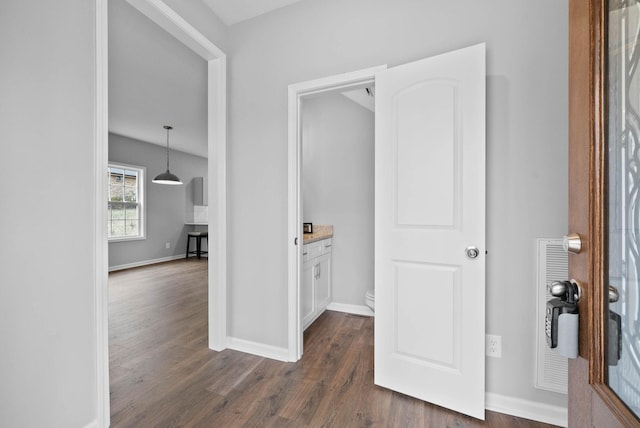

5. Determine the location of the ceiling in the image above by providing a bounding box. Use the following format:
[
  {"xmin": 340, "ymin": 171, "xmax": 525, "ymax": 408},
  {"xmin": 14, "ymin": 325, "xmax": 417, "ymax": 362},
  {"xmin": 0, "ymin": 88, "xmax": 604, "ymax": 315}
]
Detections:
[
  {"xmin": 109, "ymin": 0, "xmax": 208, "ymax": 158},
  {"xmin": 109, "ymin": 0, "xmax": 304, "ymax": 158},
  {"xmin": 342, "ymin": 87, "xmax": 375, "ymax": 112},
  {"xmin": 109, "ymin": 0, "xmax": 366, "ymax": 159},
  {"xmin": 201, "ymin": 0, "xmax": 304, "ymax": 26}
]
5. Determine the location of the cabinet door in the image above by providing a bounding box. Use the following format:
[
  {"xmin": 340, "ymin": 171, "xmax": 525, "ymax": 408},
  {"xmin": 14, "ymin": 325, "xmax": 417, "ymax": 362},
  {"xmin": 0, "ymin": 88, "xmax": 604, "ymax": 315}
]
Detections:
[
  {"xmin": 193, "ymin": 177, "xmax": 208, "ymax": 206},
  {"xmin": 315, "ymin": 254, "xmax": 331, "ymax": 313},
  {"xmin": 302, "ymin": 261, "xmax": 315, "ymax": 329}
]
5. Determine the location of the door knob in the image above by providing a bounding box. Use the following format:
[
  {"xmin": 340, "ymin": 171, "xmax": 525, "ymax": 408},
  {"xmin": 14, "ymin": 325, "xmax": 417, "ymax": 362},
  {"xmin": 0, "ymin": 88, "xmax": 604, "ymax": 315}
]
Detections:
[
  {"xmin": 549, "ymin": 280, "xmax": 569, "ymax": 297},
  {"xmin": 563, "ymin": 233, "xmax": 582, "ymax": 254},
  {"xmin": 465, "ymin": 246, "xmax": 479, "ymax": 259},
  {"xmin": 609, "ymin": 285, "xmax": 620, "ymax": 303},
  {"xmin": 549, "ymin": 279, "xmax": 582, "ymax": 303}
]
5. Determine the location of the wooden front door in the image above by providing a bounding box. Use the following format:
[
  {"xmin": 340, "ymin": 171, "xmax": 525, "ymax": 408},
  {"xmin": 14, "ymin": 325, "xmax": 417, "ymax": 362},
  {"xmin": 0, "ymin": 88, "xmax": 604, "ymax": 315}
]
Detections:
[{"xmin": 569, "ymin": 0, "xmax": 640, "ymax": 426}]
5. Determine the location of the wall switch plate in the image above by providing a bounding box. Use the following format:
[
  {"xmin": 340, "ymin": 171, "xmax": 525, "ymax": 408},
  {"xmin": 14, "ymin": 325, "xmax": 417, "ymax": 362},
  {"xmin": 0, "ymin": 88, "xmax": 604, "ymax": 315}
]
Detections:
[
  {"xmin": 486, "ymin": 334, "xmax": 502, "ymax": 358},
  {"xmin": 165, "ymin": 242, "xmax": 171, "ymax": 249}
]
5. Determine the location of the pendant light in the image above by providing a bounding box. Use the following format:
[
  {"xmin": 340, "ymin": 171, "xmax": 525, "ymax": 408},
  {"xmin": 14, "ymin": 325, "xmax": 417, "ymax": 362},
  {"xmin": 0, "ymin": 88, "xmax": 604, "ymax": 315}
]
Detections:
[{"xmin": 152, "ymin": 125, "xmax": 182, "ymax": 185}]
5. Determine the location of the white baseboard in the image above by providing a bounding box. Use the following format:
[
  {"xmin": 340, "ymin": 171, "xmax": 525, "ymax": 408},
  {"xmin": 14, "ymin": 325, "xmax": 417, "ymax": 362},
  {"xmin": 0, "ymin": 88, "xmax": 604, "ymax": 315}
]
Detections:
[
  {"xmin": 108, "ymin": 254, "xmax": 188, "ymax": 272},
  {"xmin": 227, "ymin": 337, "xmax": 290, "ymax": 362},
  {"xmin": 326, "ymin": 302, "xmax": 374, "ymax": 317},
  {"xmin": 485, "ymin": 392, "xmax": 568, "ymax": 427}
]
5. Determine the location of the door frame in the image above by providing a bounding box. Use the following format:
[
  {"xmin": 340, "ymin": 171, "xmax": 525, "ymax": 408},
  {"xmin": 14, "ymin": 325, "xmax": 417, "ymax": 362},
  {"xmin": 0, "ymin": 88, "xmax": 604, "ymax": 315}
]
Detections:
[
  {"xmin": 94, "ymin": 0, "xmax": 227, "ymax": 425},
  {"xmin": 568, "ymin": 0, "xmax": 640, "ymax": 425},
  {"xmin": 287, "ymin": 65, "xmax": 386, "ymax": 361}
]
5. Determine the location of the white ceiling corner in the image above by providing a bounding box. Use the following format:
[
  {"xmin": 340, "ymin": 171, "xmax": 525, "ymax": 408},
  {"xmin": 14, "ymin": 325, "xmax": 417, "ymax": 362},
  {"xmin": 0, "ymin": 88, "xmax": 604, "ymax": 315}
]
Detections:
[
  {"xmin": 342, "ymin": 88, "xmax": 375, "ymax": 112},
  {"xmin": 110, "ymin": 0, "xmax": 307, "ymax": 158},
  {"xmin": 201, "ymin": 0, "xmax": 304, "ymax": 26}
]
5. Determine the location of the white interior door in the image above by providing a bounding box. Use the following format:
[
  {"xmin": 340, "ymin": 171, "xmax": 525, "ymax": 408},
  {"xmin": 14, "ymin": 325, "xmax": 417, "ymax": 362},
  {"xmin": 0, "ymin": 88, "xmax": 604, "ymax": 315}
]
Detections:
[{"xmin": 374, "ymin": 43, "xmax": 486, "ymax": 420}]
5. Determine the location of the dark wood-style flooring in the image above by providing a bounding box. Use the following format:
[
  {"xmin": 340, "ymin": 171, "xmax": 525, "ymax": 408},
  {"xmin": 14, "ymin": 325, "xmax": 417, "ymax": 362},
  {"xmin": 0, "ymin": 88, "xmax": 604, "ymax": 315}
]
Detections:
[{"xmin": 109, "ymin": 259, "xmax": 559, "ymax": 427}]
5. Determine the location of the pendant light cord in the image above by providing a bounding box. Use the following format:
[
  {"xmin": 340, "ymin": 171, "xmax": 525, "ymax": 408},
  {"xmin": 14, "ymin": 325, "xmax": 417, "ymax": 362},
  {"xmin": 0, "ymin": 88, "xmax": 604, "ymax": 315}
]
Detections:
[
  {"xmin": 164, "ymin": 125, "xmax": 173, "ymax": 172},
  {"xmin": 166, "ymin": 127, "xmax": 170, "ymax": 171}
]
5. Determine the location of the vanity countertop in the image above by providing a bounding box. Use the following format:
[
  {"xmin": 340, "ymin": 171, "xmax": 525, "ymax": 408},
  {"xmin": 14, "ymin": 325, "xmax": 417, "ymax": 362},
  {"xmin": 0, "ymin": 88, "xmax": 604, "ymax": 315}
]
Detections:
[{"xmin": 302, "ymin": 225, "xmax": 333, "ymax": 244}]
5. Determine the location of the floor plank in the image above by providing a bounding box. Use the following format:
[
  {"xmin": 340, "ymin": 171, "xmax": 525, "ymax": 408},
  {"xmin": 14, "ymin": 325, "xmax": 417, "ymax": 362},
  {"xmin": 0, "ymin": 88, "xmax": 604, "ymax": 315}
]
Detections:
[{"xmin": 109, "ymin": 259, "xmax": 560, "ymax": 427}]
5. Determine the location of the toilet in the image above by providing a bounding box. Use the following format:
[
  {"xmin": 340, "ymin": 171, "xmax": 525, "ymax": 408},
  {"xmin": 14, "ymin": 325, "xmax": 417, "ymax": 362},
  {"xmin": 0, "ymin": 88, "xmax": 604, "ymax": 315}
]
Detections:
[{"xmin": 365, "ymin": 289, "xmax": 375, "ymax": 313}]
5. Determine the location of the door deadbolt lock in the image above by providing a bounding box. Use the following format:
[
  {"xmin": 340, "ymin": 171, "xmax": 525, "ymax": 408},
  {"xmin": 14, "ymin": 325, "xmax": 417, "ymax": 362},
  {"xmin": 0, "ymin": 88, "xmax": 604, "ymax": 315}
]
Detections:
[
  {"xmin": 563, "ymin": 233, "xmax": 582, "ymax": 254},
  {"xmin": 466, "ymin": 246, "xmax": 480, "ymax": 259}
]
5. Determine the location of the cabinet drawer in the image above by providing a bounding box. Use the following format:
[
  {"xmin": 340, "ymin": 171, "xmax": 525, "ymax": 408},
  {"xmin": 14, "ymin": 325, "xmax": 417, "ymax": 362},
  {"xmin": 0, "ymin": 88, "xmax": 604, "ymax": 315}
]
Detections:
[
  {"xmin": 320, "ymin": 238, "xmax": 332, "ymax": 254},
  {"xmin": 303, "ymin": 238, "xmax": 332, "ymax": 261},
  {"xmin": 303, "ymin": 241, "xmax": 319, "ymax": 262},
  {"xmin": 305, "ymin": 241, "xmax": 324, "ymax": 260}
]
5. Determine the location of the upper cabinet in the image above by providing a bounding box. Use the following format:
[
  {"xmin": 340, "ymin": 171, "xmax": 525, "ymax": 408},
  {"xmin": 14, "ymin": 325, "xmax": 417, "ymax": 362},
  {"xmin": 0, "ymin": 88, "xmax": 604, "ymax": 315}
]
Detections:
[{"xmin": 193, "ymin": 177, "xmax": 208, "ymax": 206}]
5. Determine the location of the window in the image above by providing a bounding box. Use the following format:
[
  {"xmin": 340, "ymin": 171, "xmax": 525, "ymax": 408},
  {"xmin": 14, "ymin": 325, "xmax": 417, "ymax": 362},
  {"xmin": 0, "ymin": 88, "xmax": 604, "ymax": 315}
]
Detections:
[{"xmin": 108, "ymin": 163, "xmax": 145, "ymax": 241}]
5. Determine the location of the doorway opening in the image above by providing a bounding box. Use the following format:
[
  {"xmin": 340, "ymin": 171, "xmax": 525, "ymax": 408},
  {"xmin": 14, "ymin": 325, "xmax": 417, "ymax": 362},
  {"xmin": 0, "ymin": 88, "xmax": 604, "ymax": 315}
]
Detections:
[
  {"xmin": 287, "ymin": 66, "xmax": 386, "ymax": 361},
  {"xmin": 288, "ymin": 45, "xmax": 486, "ymax": 420},
  {"xmin": 299, "ymin": 88, "xmax": 376, "ymax": 338},
  {"xmin": 95, "ymin": 0, "xmax": 227, "ymax": 425}
]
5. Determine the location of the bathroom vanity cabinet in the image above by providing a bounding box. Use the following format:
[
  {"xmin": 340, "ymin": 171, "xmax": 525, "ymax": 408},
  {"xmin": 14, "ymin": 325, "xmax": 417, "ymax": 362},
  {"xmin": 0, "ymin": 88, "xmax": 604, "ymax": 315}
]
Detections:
[{"xmin": 302, "ymin": 237, "xmax": 332, "ymax": 329}]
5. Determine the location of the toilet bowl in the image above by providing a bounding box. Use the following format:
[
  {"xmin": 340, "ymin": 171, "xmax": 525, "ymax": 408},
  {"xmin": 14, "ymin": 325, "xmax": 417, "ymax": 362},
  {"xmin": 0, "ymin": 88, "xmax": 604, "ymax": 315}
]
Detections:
[{"xmin": 365, "ymin": 289, "xmax": 375, "ymax": 313}]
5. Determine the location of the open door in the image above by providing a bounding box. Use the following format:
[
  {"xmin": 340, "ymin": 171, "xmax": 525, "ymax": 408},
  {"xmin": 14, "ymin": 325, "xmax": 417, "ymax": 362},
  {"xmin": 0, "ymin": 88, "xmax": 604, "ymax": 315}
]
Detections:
[
  {"xmin": 374, "ymin": 44, "xmax": 486, "ymax": 419},
  {"xmin": 568, "ymin": 1, "xmax": 640, "ymax": 426}
]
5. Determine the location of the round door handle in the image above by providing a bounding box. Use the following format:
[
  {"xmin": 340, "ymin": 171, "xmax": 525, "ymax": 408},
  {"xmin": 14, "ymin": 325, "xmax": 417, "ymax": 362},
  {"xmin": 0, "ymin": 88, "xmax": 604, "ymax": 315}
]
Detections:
[
  {"xmin": 609, "ymin": 285, "xmax": 619, "ymax": 303},
  {"xmin": 549, "ymin": 279, "xmax": 582, "ymax": 303},
  {"xmin": 549, "ymin": 280, "xmax": 569, "ymax": 297},
  {"xmin": 466, "ymin": 246, "xmax": 480, "ymax": 259}
]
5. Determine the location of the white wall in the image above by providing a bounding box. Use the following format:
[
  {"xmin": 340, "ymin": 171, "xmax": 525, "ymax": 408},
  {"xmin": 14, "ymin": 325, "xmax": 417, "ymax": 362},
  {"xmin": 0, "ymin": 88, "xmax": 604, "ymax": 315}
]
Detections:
[
  {"xmin": 227, "ymin": 0, "xmax": 568, "ymax": 410},
  {"xmin": 108, "ymin": 133, "xmax": 208, "ymax": 269},
  {"xmin": 0, "ymin": 1, "xmax": 98, "ymax": 426},
  {"xmin": 302, "ymin": 93, "xmax": 374, "ymax": 306},
  {"xmin": 0, "ymin": 0, "xmax": 569, "ymax": 424}
]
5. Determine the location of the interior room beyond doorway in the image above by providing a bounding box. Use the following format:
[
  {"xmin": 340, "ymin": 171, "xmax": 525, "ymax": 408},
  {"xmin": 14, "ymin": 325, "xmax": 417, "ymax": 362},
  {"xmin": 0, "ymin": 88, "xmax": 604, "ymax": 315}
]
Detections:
[{"xmin": 300, "ymin": 87, "xmax": 375, "ymax": 339}]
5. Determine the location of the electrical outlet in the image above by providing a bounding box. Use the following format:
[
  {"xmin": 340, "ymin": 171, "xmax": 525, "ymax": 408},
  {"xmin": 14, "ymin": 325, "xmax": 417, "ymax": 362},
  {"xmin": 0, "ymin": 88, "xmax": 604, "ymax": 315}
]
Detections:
[
  {"xmin": 165, "ymin": 242, "xmax": 171, "ymax": 249},
  {"xmin": 486, "ymin": 334, "xmax": 502, "ymax": 358}
]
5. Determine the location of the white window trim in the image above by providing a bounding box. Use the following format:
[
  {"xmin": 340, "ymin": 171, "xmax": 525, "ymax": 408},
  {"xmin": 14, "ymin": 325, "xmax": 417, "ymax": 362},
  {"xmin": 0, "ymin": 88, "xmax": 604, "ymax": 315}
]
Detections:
[{"xmin": 108, "ymin": 162, "xmax": 147, "ymax": 242}]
